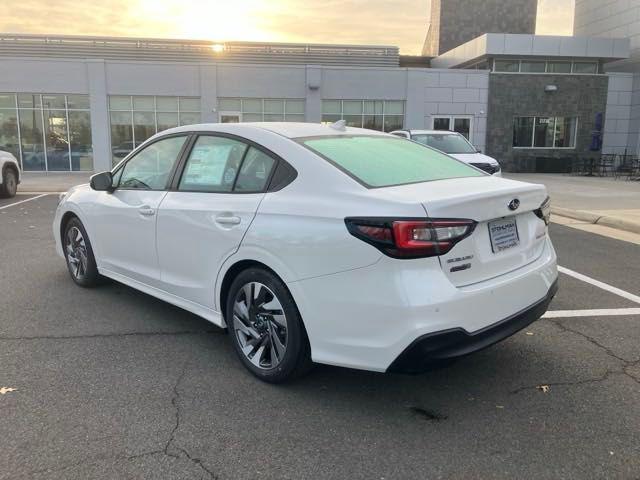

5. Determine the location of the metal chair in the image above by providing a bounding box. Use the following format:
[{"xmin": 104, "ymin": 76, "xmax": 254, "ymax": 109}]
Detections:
[
  {"xmin": 614, "ymin": 155, "xmax": 635, "ymax": 180},
  {"xmin": 596, "ymin": 153, "xmax": 615, "ymax": 176}
]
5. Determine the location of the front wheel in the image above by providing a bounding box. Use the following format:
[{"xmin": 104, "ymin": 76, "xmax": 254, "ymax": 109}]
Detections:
[
  {"xmin": 0, "ymin": 169, "xmax": 17, "ymax": 198},
  {"xmin": 226, "ymin": 268, "xmax": 312, "ymax": 383},
  {"xmin": 63, "ymin": 217, "xmax": 101, "ymax": 287}
]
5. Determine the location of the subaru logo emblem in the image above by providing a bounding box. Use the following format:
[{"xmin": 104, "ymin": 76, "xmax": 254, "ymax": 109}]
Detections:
[{"xmin": 508, "ymin": 198, "xmax": 520, "ymax": 211}]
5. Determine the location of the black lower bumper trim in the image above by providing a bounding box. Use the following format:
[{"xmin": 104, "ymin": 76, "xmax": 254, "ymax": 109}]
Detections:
[{"xmin": 387, "ymin": 279, "xmax": 558, "ymax": 373}]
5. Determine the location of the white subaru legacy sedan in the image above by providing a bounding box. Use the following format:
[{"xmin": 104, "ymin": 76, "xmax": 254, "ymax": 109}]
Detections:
[{"xmin": 54, "ymin": 122, "xmax": 557, "ymax": 382}]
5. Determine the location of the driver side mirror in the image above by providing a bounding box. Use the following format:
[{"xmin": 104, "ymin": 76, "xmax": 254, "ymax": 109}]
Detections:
[{"xmin": 90, "ymin": 171, "xmax": 114, "ymax": 192}]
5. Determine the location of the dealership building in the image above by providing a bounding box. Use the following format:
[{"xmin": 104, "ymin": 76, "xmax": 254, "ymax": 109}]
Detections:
[{"xmin": 0, "ymin": 0, "xmax": 638, "ymax": 174}]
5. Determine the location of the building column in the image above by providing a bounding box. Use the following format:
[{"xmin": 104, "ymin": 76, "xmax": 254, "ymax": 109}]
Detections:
[
  {"xmin": 305, "ymin": 66, "xmax": 322, "ymax": 123},
  {"xmin": 199, "ymin": 64, "xmax": 218, "ymax": 123},
  {"xmin": 405, "ymin": 70, "xmax": 426, "ymax": 129},
  {"xmin": 86, "ymin": 60, "xmax": 111, "ymax": 172}
]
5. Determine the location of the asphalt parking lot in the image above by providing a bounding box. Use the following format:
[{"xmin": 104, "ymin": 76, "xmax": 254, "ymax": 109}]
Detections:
[{"xmin": 1, "ymin": 194, "xmax": 639, "ymax": 480}]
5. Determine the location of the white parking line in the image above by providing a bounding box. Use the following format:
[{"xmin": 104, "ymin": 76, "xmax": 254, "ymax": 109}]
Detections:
[
  {"xmin": 558, "ymin": 265, "xmax": 640, "ymax": 305},
  {"xmin": 543, "ymin": 308, "xmax": 640, "ymax": 318},
  {"xmin": 0, "ymin": 193, "xmax": 49, "ymax": 210}
]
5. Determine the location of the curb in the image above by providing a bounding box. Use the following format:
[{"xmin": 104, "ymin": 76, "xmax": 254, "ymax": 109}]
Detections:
[{"xmin": 552, "ymin": 207, "xmax": 640, "ymax": 235}]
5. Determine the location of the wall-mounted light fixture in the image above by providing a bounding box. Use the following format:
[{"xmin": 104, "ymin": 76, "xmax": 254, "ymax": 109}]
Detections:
[{"xmin": 544, "ymin": 85, "xmax": 558, "ymax": 92}]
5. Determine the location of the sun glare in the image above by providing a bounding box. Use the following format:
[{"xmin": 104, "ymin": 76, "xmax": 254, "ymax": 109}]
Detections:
[{"xmin": 132, "ymin": 0, "xmax": 271, "ymax": 42}]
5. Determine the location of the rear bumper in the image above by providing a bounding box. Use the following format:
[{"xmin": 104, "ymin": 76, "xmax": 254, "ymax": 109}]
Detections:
[
  {"xmin": 289, "ymin": 236, "xmax": 558, "ymax": 372},
  {"xmin": 387, "ymin": 279, "xmax": 558, "ymax": 373}
]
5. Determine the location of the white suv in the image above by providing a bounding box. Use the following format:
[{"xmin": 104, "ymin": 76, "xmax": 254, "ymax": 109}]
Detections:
[
  {"xmin": 391, "ymin": 129, "xmax": 502, "ymax": 176},
  {"xmin": 0, "ymin": 150, "xmax": 20, "ymax": 198}
]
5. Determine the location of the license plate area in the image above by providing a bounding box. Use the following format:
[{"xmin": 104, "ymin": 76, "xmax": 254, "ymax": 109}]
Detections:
[{"xmin": 488, "ymin": 217, "xmax": 520, "ymax": 253}]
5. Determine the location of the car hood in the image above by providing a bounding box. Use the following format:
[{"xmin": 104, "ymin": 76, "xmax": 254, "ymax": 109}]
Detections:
[{"xmin": 449, "ymin": 152, "xmax": 500, "ymax": 166}]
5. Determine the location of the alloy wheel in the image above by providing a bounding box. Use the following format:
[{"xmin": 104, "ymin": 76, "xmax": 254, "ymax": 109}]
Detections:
[
  {"xmin": 65, "ymin": 226, "xmax": 88, "ymax": 279},
  {"xmin": 233, "ymin": 282, "xmax": 288, "ymax": 370},
  {"xmin": 5, "ymin": 171, "xmax": 16, "ymax": 196}
]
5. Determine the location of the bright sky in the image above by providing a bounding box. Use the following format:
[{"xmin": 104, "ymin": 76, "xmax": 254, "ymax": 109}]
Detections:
[{"xmin": 1, "ymin": 0, "xmax": 574, "ymax": 54}]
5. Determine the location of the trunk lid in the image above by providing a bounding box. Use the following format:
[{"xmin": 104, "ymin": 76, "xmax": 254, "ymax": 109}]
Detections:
[{"xmin": 377, "ymin": 176, "xmax": 549, "ymax": 286}]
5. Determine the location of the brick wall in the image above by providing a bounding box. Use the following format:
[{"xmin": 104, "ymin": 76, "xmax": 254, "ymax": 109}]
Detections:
[{"xmin": 486, "ymin": 73, "xmax": 609, "ymax": 172}]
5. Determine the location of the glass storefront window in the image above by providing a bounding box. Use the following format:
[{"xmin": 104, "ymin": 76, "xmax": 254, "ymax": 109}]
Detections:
[
  {"xmin": 0, "ymin": 107, "xmax": 20, "ymax": 160},
  {"xmin": 554, "ymin": 117, "xmax": 578, "ymax": 147},
  {"xmin": 218, "ymin": 98, "xmax": 241, "ymax": 111},
  {"xmin": 157, "ymin": 112, "xmax": 179, "ymax": 132},
  {"xmin": 156, "ymin": 97, "xmax": 179, "ymax": 112},
  {"xmin": 68, "ymin": 111, "xmax": 93, "ymax": 171},
  {"xmin": 572, "ymin": 62, "xmax": 598, "ymax": 74},
  {"xmin": 494, "ymin": 60, "xmax": 519, "ymax": 72},
  {"xmin": 343, "ymin": 115, "xmax": 363, "ymax": 127},
  {"xmin": 242, "ymin": 113, "xmax": 262, "ymax": 122},
  {"xmin": 179, "ymin": 112, "xmax": 201, "ymax": 126},
  {"xmin": 109, "ymin": 96, "xmax": 132, "ymax": 110},
  {"xmin": 534, "ymin": 117, "xmax": 555, "ymax": 148},
  {"xmin": 264, "ymin": 100, "xmax": 284, "ymax": 114},
  {"xmin": 513, "ymin": 117, "xmax": 534, "ymax": 147},
  {"xmin": 0, "ymin": 94, "xmax": 15, "ymax": 109},
  {"xmin": 42, "ymin": 95, "xmax": 66, "ymax": 110},
  {"xmin": 133, "ymin": 96, "xmax": 155, "ymax": 111},
  {"xmin": 17, "ymin": 94, "xmax": 42, "ymax": 109},
  {"xmin": 133, "ymin": 112, "xmax": 156, "ymax": 146},
  {"xmin": 285, "ymin": 100, "xmax": 305, "ymax": 114},
  {"xmin": 343, "ymin": 101, "xmax": 363, "ymax": 115},
  {"xmin": 43, "ymin": 108, "xmax": 70, "ymax": 171},
  {"xmin": 321, "ymin": 100, "xmax": 404, "ymax": 132},
  {"xmin": 19, "ymin": 108, "xmax": 45, "ymax": 171},
  {"xmin": 110, "ymin": 111, "xmax": 134, "ymax": 164},
  {"xmin": 547, "ymin": 62, "xmax": 571, "ymax": 73},
  {"xmin": 520, "ymin": 61, "xmax": 546, "ymax": 73},
  {"xmin": 109, "ymin": 96, "xmax": 202, "ymax": 164},
  {"xmin": 1, "ymin": 93, "xmax": 92, "ymax": 171},
  {"xmin": 67, "ymin": 95, "xmax": 91, "ymax": 110},
  {"xmin": 513, "ymin": 116, "xmax": 577, "ymax": 148},
  {"xmin": 218, "ymin": 98, "xmax": 306, "ymax": 122},
  {"xmin": 179, "ymin": 97, "xmax": 201, "ymax": 112},
  {"xmin": 492, "ymin": 59, "xmax": 601, "ymax": 75}
]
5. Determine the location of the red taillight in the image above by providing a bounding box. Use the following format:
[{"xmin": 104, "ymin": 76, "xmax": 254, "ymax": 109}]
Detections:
[{"xmin": 345, "ymin": 217, "xmax": 476, "ymax": 259}]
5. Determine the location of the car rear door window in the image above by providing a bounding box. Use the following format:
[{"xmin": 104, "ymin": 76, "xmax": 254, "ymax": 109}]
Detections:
[
  {"xmin": 178, "ymin": 136, "xmax": 248, "ymax": 192},
  {"xmin": 118, "ymin": 135, "xmax": 187, "ymax": 190},
  {"xmin": 234, "ymin": 147, "xmax": 276, "ymax": 192},
  {"xmin": 301, "ymin": 135, "xmax": 484, "ymax": 188}
]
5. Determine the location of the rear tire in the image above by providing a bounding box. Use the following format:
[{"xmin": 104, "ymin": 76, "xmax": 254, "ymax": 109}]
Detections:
[
  {"xmin": 226, "ymin": 268, "xmax": 313, "ymax": 383},
  {"xmin": 63, "ymin": 217, "xmax": 101, "ymax": 287},
  {"xmin": 0, "ymin": 168, "xmax": 17, "ymax": 198}
]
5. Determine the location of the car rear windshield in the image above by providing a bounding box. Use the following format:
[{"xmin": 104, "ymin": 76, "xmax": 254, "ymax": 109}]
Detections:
[{"xmin": 300, "ymin": 135, "xmax": 484, "ymax": 188}]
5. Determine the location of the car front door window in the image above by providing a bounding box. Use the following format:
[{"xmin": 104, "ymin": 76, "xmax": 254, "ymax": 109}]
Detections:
[{"xmin": 119, "ymin": 136, "xmax": 188, "ymax": 190}]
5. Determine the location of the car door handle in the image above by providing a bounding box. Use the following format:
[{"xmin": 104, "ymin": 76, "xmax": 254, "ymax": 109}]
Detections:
[
  {"xmin": 138, "ymin": 206, "xmax": 155, "ymax": 216},
  {"xmin": 215, "ymin": 215, "xmax": 241, "ymax": 225}
]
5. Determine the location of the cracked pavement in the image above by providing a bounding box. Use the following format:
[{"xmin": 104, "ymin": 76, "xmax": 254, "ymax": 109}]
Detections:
[{"xmin": 1, "ymin": 194, "xmax": 639, "ymax": 479}]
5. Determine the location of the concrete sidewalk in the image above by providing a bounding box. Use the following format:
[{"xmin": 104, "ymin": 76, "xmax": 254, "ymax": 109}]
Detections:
[
  {"xmin": 507, "ymin": 174, "xmax": 640, "ymax": 234},
  {"xmin": 19, "ymin": 172, "xmax": 92, "ymax": 192}
]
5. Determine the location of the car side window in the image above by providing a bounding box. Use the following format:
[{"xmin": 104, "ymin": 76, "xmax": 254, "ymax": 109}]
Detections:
[
  {"xmin": 119, "ymin": 136, "xmax": 187, "ymax": 190},
  {"xmin": 234, "ymin": 147, "xmax": 276, "ymax": 192},
  {"xmin": 178, "ymin": 136, "xmax": 248, "ymax": 192}
]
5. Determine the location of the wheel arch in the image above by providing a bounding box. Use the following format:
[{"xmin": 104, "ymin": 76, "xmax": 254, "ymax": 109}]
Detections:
[
  {"xmin": 218, "ymin": 259, "xmax": 285, "ymax": 323},
  {"xmin": 2, "ymin": 161, "xmax": 19, "ymax": 180},
  {"xmin": 59, "ymin": 210, "xmax": 80, "ymax": 243}
]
